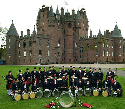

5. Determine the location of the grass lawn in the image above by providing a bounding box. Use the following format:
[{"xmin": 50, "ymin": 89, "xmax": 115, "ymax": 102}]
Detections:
[
  {"xmin": 117, "ymin": 68, "xmax": 125, "ymax": 70},
  {"xmin": 0, "ymin": 66, "xmax": 125, "ymax": 109}
]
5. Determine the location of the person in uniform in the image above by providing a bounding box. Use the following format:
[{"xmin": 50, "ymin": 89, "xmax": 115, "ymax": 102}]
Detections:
[
  {"xmin": 31, "ymin": 81, "xmax": 38, "ymax": 92},
  {"xmin": 98, "ymin": 68, "xmax": 103, "ymax": 82},
  {"xmin": 87, "ymin": 67, "xmax": 93, "ymax": 83},
  {"xmin": 38, "ymin": 67, "xmax": 43, "ymax": 91},
  {"xmin": 43, "ymin": 67, "xmax": 47, "ymax": 80},
  {"xmin": 24, "ymin": 68, "xmax": 31, "ymax": 89},
  {"xmin": 31, "ymin": 67, "xmax": 39, "ymax": 84},
  {"xmin": 92, "ymin": 68, "xmax": 99, "ymax": 87},
  {"xmin": 22, "ymin": 80, "xmax": 29, "ymax": 93},
  {"xmin": 71, "ymin": 67, "xmax": 77, "ymax": 77},
  {"xmin": 61, "ymin": 66, "xmax": 68, "ymax": 80},
  {"xmin": 43, "ymin": 78, "xmax": 52, "ymax": 92},
  {"xmin": 112, "ymin": 78, "xmax": 122, "ymax": 97},
  {"xmin": 12, "ymin": 78, "xmax": 19, "ymax": 94},
  {"xmin": 69, "ymin": 75, "xmax": 78, "ymax": 96},
  {"xmin": 103, "ymin": 77, "xmax": 112, "ymax": 96},
  {"xmin": 46, "ymin": 67, "xmax": 53, "ymax": 78},
  {"xmin": 77, "ymin": 78, "xmax": 84, "ymax": 90},
  {"xmin": 77, "ymin": 66, "xmax": 83, "ymax": 79},
  {"xmin": 83, "ymin": 67, "xmax": 88, "ymax": 78},
  {"xmin": 52, "ymin": 66, "xmax": 57, "ymax": 78},
  {"xmin": 56, "ymin": 68, "xmax": 63, "ymax": 78},
  {"xmin": 17, "ymin": 70, "xmax": 24, "ymax": 91},
  {"xmin": 52, "ymin": 77, "xmax": 59, "ymax": 91},
  {"xmin": 68, "ymin": 66, "xmax": 73, "ymax": 80},
  {"xmin": 6, "ymin": 71, "xmax": 14, "ymax": 95},
  {"xmin": 60, "ymin": 76, "xmax": 68, "ymax": 92},
  {"xmin": 106, "ymin": 68, "xmax": 114, "ymax": 84}
]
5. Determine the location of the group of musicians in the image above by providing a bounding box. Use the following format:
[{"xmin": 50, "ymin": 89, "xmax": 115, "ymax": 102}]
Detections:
[{"xmin": 5, "ymin": 66, "xmax": 122, "ymax": 98}]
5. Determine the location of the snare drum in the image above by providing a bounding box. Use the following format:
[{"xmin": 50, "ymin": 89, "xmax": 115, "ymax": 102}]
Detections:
[
  {"xmin": 44, "ymin": 89, "xmax": 51, "ymax": 97},
  {"xmin": 77, "ymin": 88, "xmax": 84, "ymax": 96},
  {"xmin": 82, "ymin": 77, "xmax": 88, "ymax": 84},
  {"xmin": 59, "ymin": 91, "xmax": 74, "ymax": 108},
  {"xmin": 102, "ymin": 90, "xmax": 108, "ymax": 97},
  {"xmin": 84, "ymin": 88, "xmax": 91, "ymax": 96},
  {"xmin": 12, "ymin": 93, "xmax": 21, "ymax": 101},
  {"xmin": 52, "ymin": 88, "xmax": 60, "ymax": 97},
  {"xmin": 30, "ymin": 92, "xmax": 35, "ymax": 99},
  {"xmin": 35, "ymin": 91, "xmax": 43, "ymax": 98},
  {"xmin": 93, "ymin": 89, "xmax": 99, "ymax": 96},
  {"xmin": 22, "ymin": 93, "xmax": 29, "ymax": 100}
]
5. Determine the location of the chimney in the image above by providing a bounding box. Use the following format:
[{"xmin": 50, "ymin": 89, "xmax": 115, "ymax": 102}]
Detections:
[
  {"xmin": 72, "ymin": 9, "xmax": 75, "ymax": 16},
  {"xmin": 61, "ymin": 7, "xmax": 64, "ymax": 17},
  {"xmin": 90, "ymin": 29, "xmax": 92, "ymax": 38},
  {"xmin": 21, "ymin": 31, "xmax": 23, "ymax": 37}
]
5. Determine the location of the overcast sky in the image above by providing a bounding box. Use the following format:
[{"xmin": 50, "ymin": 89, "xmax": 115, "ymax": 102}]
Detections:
[{"xmin": 0, "ymin": 0, "xmax": 125, "ymax": 40}]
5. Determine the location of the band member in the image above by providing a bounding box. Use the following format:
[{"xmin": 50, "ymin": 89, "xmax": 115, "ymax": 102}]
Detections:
[
  {"xmin": 69, "ymin": 76, "xmax": 78, "ymax": 96},
  {"xmin": 24, "ymin": 68, "xmax": 31, "ymax": 89},
  {"xmin": 17, "ymin": 70, "xmax": 24, "ymax": 90},
  {"xmin": 92, "ymin": 68, "xmax": 99, "ymax": 86},
  {"xmin": 52, "ymin": 77, "xmax": 59, "ymax": 91},
  {"xmin": 52, "ymin": 66, "xmax": 57, "ymax": 78},
  {"xmin": 87, "ymin": 67, "xmax": 93, "ymax": 82},
  {"xmin": 38, "ymin": 67, "xmax": 43, "ymax": 90},
  {"xmin": 106, "ymin": 68, "xmax": 114, "ymax": 83},
  {"xmin": 60, "ymin": 76, "xmax": 68, "ymax": 92},
  {"xmin": 22, "ymin": 81, "xmax": 29, "ymax": 93},
  {"xmin": 77, "ymin": 78, "xmax": 84, "ymax": 90},
  {"xmin": 43, "ymin": 67, "xmax": 47, "ymax": 80},
  {"xmin": 83, "ymin": 67, "xmax": 88, "ymax": 78},
  {"xmin": 68, "ymin": 66, "xmax": 73, "ymax": 80},
  {"xmin": 12, "ymin": 78, "xmax": 19, "ymax": 94},
  {"xmin": 61, "ymin": 66, "xmax": 68, "ymax": 80},
  {"xmin": 32, "ymin": 81, "xmax": 38, "ymax": 92},
  {"xmin": 85, "ymin": 80, "xmax": 92, "ymax": 92},
  {"xmin": 71, "ymin": 67, "xmax": 77, "ymax": 77},
  {"xmin": 77, "ymin": 66, "xmax": 83, "ymax": 79},
  {"xmin": 46, "ymin": 67, "xmax": 53, "ymax": 78},
  {"xmin": 56, "ymin": 68, "xmax": 63, "ymax": 78},
  {"xmin": 93, "ymin": 79, "xmax": 102, "ymax": 94},
  {"xmin": 103, "ymin": 77, "xmax": 112, "ymax": 95},
  {"xmin": 6, "ymin": 71, "xmax": 14, "ymax": 95},
  {"xmin": 43, "ymin": 78, "xmax": 52, "ymax": 92},
  {"xmin": 112, "ymin": 78, "xmax": 122, "ymax": 97},
  {"xmin": 31, "ymin": 67, "xmax": 39, "ymax": 84},
  {"xmin": 98, "ymin": 68, "xmax": 103, "ymax": 81}
]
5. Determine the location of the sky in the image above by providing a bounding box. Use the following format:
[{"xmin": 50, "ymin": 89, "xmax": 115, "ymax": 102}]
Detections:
[{"xmin": 0, "ymin": 0, "xmax": 125, "ymax": 44}]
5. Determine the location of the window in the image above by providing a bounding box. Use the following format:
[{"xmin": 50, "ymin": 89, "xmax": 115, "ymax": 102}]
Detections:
[
  {"xmin": 106, "ymin": 51, "xmax": 108, "ymax": 56},
  {"xmin": 75, "ymin": 43, "xmax": 77, "ymax": 47},
  {"xmin": 119, "ymin": 46, "xmax": 121, "ymax": 48},
  {"xmin": 9, "ymin": 45, "xmax": 10, "ymax": 48},
  {"xmin": 58, "ymin": 39, "xmax": 60, "ymax": 46},
  {"xmin": 19, "ymin": 51, "xmax": 21, "ymax": 57},
  {"xmin": 58, "ymin": 52, "xmax": 60, "ymax": 56},
  {"xmin": 83, "ymin": 29, "xmax": 84, "ymax": 33},
  {"xmin": 103, "ymin": 43, "xmax": 105, "ymax": 47},
  {"xmin": 39, "ymin": 41, "xmax": 42, "ymax": 47},
  {"xmin": 48, "ymin": 50, "xmax": 50, "ymax": 56},
  {"xmin": 112, "ymin": 52, "xmax": 113, "ymax": 56},
  {"xmin": 106, "ymin": 43, "xmax": 108, "ymax": 48},
  {"xmin": 80, "ymin": 50, "xmax": 81, "ymax": 53},
  {"xmin": 95, "ymin": 43, "xmax": 97, "ymax": 47},
  {"xmin": 23, "ymin": 42, "xmax": 26, "ymax": 48},
  {"xmin": 83, "ymin": 22, "xmax": 84, "ymax": 26},
  {"xmin": 119, "ymin": 53, "xmax": 121, "ymax": 56},
  {"xmin": 119, "ymin": 40, "xmax": 121, "ymax": 43},
  {"xmin": 29, "ymin": 50, "xmax": 32, "ymax": 56},
  {"xmin": 19, "ymin": 42, "xmax": 20, "ymax": 48},
  {"xmin": 29, "ymin": 41, "xmax": 32, "ymax": 47},
  {"xmin": 47, "ymin": 42, "xmax": 49, "ymax": 47},
  {"xmin": 112, "ymin": 44, "xmax": 113, "ymax": 48},
  {"xmin": 9, "ymin": 39, "xmax": 10, "ymax": 42},
  {"xmin": 78, "ymin": 22, "xmax": 80, "ymax": 25},
  {"xmin": 9, "ymin": 53, "xmax": 11, "ymax": 57},
  {"xmin": 96, "ymin": 50, "xmax": 98, "ymax": 56},
  {"xmin": 87, "ymin": 44, "xmax": 89, "ymax": 48},
  {"xmin": 80, "ymin": 55, "xmax": 81, "ymax": 58},
  {"xmin": 39, "ymin": 50, "xmax": 42, "ymax": 56},
  {"xmin": 24, "ymin": 51, "xmax": 26, "ymax": 57},
  {"xmin": 103, "ymin": 50, "xmax": 105, "ymax": 56}
]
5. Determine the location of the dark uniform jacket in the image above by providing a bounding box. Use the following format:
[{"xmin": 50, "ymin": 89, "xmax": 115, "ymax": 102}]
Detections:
[
  {"xmin": 77, "ymin": 70, "xmax": 84, "ymax": 79},
  {"xmin": 69, "ymin": 78, "xmax": 78, "ymax": 87},
  {"xmin": 112, "ymin": 82, "xmax": 121, "ymax": 91},
  {"xmin": 12, "ymin": 82, "xmax": 19, "ymax": 92},
  {"xmin": 103, "ymin": 79, "xmax": 111, "ymax": 88}
]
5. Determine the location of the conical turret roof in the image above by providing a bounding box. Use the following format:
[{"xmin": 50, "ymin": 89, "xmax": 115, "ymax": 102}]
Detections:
[{"xmin": 112, "ymin": 23, "xmax": 122, "ymax": 37}]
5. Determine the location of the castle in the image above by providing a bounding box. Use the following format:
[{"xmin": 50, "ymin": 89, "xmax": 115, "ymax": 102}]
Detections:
[{"xmin": 6, "ymin": 5, "xmax": 125, "ymax": 65}]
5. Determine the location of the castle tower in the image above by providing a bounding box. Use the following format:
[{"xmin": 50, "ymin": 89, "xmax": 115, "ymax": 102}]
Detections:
[
  {"xmin": 111, "ymin": 23, "xmax": 123, "ymax": 62},
  {"xmin": 6, "ymin": 20, "xmax": 19, "ymax": 65}
]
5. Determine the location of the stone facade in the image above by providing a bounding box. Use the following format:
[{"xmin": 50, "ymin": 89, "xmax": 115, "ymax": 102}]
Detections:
[{"xmin": 6, "ymin": 5, "xmax": 125, "ymax": 65}]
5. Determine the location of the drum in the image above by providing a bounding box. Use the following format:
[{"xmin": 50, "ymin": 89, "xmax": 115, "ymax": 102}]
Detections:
[
  {"xmin": 30, "ymin": 92, "xmax": 35, "ymax": 99},
  {"xmin": 35, "ymin": 91, "xmax": 43, "ymax": 98},
  {"xmin": 52, "ymin": 88, "xmax": 60, "ymax": 97},
  {"xmin": 82, "ymin": 77, "xmax": 88, "ymax": 84},
  {"xmin": 44, "ymin": 89, "xmax": 51, "ymax": 97},
  {"xmin": 57, "ymin": 78, "xmax": 62, "ymax": 81},
  {"xmin": 102, "ymin": 90, "xmax": 108, "ymax": 97},
  {"xmin": 77, "ymin": 88, "xmax": 84, "ymax": 96},
  {"xmin": 93, "ymin": 89, "xmax": 99, "ymax": 96},
  {"xmin": 84, "ymin": 88, "xmax": 91, "ymax": 96},
  {"xmin": 59, "ymin": 91, "xmax": 74, "ymax": 108},
  {"xmin": 22, "ymin": 93, "xmax": 29, "ymax": 100},
  {"xmin": 12, "ymin": 93, "xmax": 21, "ymax": 101}
]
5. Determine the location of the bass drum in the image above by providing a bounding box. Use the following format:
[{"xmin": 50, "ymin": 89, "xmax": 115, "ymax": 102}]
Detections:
[
  {"xmin": 52, "ymin": 88, "xmax": 60, "ymax": 97},
  {"xmin": 59, "ymin": 91, "xmax": 74, "ymax": 108},
  {"xmin": 12, "ymin": 93, "xmax": 21, "ymax": 101},
  {"xmin": 44, "ymin": 89, "xmax": 51, "ymax": 97},
  {"xmin": 77, "ymin": 88, "xmax": 84, "ymax": 96},
  {"xmin": 30, "ymin": 92, "xmax": 36, "ymax": 99},
  {"xmin": 35, "ymin": 91, "xmax": 43, "ymax": 98},
  {"xmin": 102, "ymin": 90, "xmax": 108, "ymax": 97},
  {"xmin": 22, "ymin": 93, "xmax": 29, "ymax": 100},
  {"xmin": 93, "ymin": 89, "xmax": 99, "ymax": 96},
  {"xmin": 84, "ymin": 88, "xmax": 91, "ymax": 96}
]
